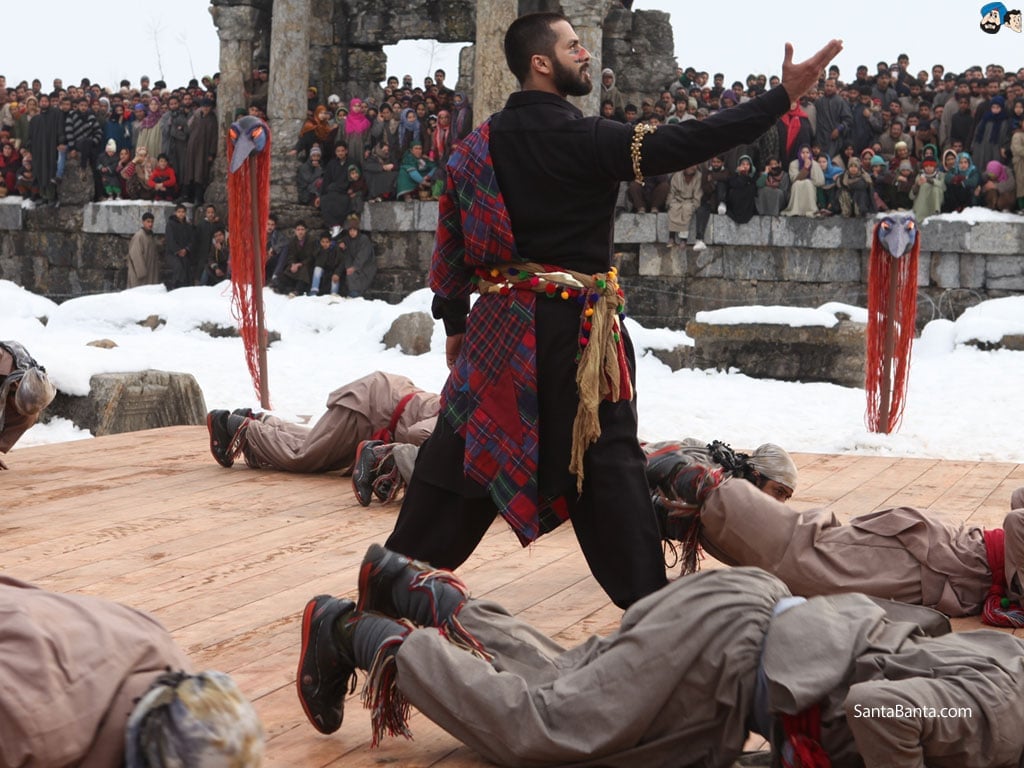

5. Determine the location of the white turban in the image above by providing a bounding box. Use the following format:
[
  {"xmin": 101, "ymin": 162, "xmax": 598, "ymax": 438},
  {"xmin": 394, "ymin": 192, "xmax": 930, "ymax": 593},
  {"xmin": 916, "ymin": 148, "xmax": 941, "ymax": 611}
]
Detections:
[{"xmin": 746, "ymin": 443, "xmax": 798, "ymax": 490}]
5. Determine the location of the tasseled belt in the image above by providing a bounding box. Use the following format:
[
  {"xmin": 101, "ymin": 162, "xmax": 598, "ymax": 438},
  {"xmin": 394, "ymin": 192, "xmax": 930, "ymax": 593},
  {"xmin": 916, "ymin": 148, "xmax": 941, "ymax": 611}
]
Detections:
[{"xmin": 473, "ymin": 262, "xmax": 633, "ymax": 491}]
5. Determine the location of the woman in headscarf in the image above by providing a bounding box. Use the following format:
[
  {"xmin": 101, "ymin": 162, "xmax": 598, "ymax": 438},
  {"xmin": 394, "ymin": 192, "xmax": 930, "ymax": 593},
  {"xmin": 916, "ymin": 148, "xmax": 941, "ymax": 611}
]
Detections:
[
  {"xmin": 836, "ymin": 157, "xmax": 875, "ymax": 217},
  {"xmin": 293, "ymin": 105, "xmax": 337, "ymax": 159},
  {"xmin": 971, "ymin": 94, "xmax": 1011, "ymax": 171},
  {"xmin": 343, "ymin": 97, "xmax": 372, "ymax": 164},
  {"xmin": 979, "ymin": 158, "xmax": 1016, "ymax": 211},
  {"xmin": 397, "ymin": 107, "xmax": 421, "ymax": 155},
  {"xmin": 123, "ymin": 145, "xmax": 155, "ymax": 200},
  {"xmin": 942, "ymin": 151, "xmax": 981, "ymax": 212},
  {"xmin": 816, "ymin": 152, "xmax": 845, "ymax": 214},
  {"xmin": 451, "ymin": 91, "xmax": 473, "ymax": 142},
  {"xmin": 781, "ymin": 144, "xmax": 823, "ymax": 216},
  {"xmin": 296, "ymin": 144, "xmax": 324, "ymax": 205},
  {"xmin": 396, "ymin": 142, "xmax": 436, "ymax": 201},
  {"xmin": 134, "ymin": 97, "xmax": 164, "ymax": 162}
]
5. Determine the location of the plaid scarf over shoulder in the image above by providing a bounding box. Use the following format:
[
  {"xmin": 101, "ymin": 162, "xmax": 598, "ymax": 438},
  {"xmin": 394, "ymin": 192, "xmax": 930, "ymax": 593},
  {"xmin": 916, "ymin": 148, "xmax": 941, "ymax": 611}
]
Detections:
[{"xmin": 429, "ymin": 119, "xmax": 570, "ymax": 545}]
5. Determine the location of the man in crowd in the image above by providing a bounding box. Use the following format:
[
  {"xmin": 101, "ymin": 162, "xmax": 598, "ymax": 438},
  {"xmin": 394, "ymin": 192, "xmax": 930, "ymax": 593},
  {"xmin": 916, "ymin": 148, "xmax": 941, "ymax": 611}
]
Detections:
[
  {"xmin": 182, "ymin": 97, "xmax": 218, "ymax": 205},
  {"xmin": 0, "ymin": 574, "xmax": 264, "ymax": 765},
  {"xmin": 25, "ymin": 93, "xmax": 65, "ymax": 206},
  {"xmin": 296, "ymin": 548, "xmax": 1024, "ymax": 767},
  {"xmin": 382, "ymin": 11, "xmax": 841, "ymax": 609},
  {"xmin": 272, "ymin": 221, "xmax": 316, "ymax": 296},
  {"xmin": 164, "ymin": 203, "xmax": 194, "ymax": 289},
  {"xmin": 338, "ymin": 213, "xmax": 376, "ymax": 297},
  {"xmin": 126, "ymin": 211, "xmax": 160, "ymax": 287},
  {"xmin": 0, "ymin": 340, "xmax": 56, "ymax": 467}
]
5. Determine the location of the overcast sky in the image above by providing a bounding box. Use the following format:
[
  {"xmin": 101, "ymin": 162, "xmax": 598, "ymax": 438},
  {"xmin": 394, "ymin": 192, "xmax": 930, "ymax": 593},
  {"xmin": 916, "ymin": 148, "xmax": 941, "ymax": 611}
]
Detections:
[{"xmin": 4, "ymin": 1, "xmax": 1021, "ymax": 94}]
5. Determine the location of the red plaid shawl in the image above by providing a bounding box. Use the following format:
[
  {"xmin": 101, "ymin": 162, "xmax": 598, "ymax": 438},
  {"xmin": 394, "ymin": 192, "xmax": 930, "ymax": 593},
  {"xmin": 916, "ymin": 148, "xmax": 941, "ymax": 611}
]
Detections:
[{"xmin": 429, "ymin": 119, "xmax": 570, "ymax": 544}]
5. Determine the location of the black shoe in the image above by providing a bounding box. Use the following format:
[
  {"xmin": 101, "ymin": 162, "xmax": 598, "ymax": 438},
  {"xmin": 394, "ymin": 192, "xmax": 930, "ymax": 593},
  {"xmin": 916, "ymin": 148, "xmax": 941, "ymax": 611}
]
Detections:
[
  {"xmin": 297, "ymin": 595, "xmax": 358, "ymax": 735},
  {"xmin": 352, "ymin": 440, "xmax": 385, "ymax": 506},
  {"xmin": 207, "ymin": 410, "xmax": 234, "ymax": 467},
  {"xmin": 357, "ymin": 543, "xmax": 416, "ymax": 615}
]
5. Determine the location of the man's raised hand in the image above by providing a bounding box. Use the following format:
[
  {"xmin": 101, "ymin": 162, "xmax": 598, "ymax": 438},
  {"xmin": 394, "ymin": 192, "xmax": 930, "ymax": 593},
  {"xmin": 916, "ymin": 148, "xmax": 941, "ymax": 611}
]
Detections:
[{"xmin": 781, "ymin": 39, "xmax": 844, "ymax": 102}]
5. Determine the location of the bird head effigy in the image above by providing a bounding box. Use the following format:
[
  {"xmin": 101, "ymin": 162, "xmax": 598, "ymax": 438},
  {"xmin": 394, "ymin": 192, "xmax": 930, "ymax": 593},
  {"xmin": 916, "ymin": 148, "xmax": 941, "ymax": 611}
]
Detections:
[
  {"xmin": 228, "ymin": 115, "xmax": 270, "ymax": 173},
  {"xmin": 874, "ymin": 213, "xmax": 918, "ymax": 258}
]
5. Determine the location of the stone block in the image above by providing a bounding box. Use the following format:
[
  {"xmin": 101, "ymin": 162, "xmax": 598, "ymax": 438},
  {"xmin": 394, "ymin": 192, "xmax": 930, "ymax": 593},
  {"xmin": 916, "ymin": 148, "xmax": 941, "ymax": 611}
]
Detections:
[
  {"xmin": 930, "ymin": 252, "xmax": 960, "ymax": 289},
  {"xmin": 0, "ymin": 197, "xmax": 24, "ymax": 230},
  {"xmin": 959, "ymin": 254, "xmax": 987, "ymax": 288},
  {"xmin": 688, "ymin": 247, "xmax": 723, "ymax": 278},
  {"xmin": 916, "ymin": 251, "xmax": 930, "ymax": 287},
  {"xmin": 686, "ymin": 319, "xmax": 866, "ymax": 387},
  {"xmin": 614, "ymin": 213, "xmax": 657, "ymax": 243},
  {"xmin": 82, "ymin": 201, "xmax": 180, "ymax": 235},
  {"xmin": 965, "ymin": 222, "xmax": 1021, "ymax": 254},
  {"xmin": 988, "ymin": 276, "xmax": 1024, "ymax": 290},
  {"xmin": 46, "ymin": 370, "xmax": 207, "ymax": 436},
  {"xmin": 771, "ymin": 216, "xmax": 865, "ymax": 248},
  {"xmin": 638, "ymin": 242, "xmax": 685, "ymax": 277},
  {"xmin": 708, "ymin": 214, "xmax": 771, "ymax": 246},
  {"xmin": 648, "ymin": 344, "xmax": 696, "ymax": 372},
  {"xmin": 414, "ymin": 201, "xmax": 439, "ymax": 231},
  {"xmin": 919, "ymin": 218, "xmax": 968, "ymax": 252},
  {"xmin": 363, "ymin": 201, "xmax": 418, "ymax": 231},
  {"xmin": 780, "ymin": 248, "xmax": 861, "ymax": 282},
  {"xmin": 985, "ymin": 256, "xmax": 1024, "ymax": 279},
  {"xmin": 719, "ymin": 250, "xmax": 777, "ymax": 281},
  {"xmin": 382, "ymin": 311, "xmax": 434, "ymax": 355},
  {"xmin": 655, "ymin": 212, "xmax": 670, "ymax": 243}
]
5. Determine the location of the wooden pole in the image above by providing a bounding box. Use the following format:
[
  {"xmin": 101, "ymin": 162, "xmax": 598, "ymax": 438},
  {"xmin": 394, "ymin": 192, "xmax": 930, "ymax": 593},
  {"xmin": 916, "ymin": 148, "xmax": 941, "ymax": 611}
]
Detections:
[
  {"xmin": 249, "ymin": 157, "xmax": 270, "ymax": 409},
  {"xmin": 878, "ymin": 259, "xmax": 900, "ymax": 434}
]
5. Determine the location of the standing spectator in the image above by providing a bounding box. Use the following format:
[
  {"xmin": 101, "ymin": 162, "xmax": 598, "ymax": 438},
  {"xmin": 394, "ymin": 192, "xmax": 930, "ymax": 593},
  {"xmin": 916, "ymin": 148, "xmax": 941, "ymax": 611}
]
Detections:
[
  {"xmin": 199, "ymin": 226, "xmax": 230, "ymax": 285},
  {"xmin": 815, "ymin": 77, "xmax": 852, "ymax": 158},
  {"xmin": 104, "ymin": 102, "xmax": 131, "ymax": 152},
  {"xmin": 293, "ymin": 106, "xmax": 337, "ymax": 159},
  {"xmin": 182, "ymin": 98, "xmax": 217, "ymax": 205},
  {"xmin": 755, "ymin": 156, "xmax": 791, "ymax": 215},
  {"xmin": 343, "ymin": 98, "xmax": 372, "ymax": 163},
  {"xmin": 850, "ymin": 87, "xmax": 884, "ymax": 153},
  {"xmin": 397, "ymin": 107, "xmax": 422, "ymax": 154},
  {"xmin": 126, "ymin": 211, "xmax": 160, "ymax": 288},
  {"xmin": 67, "ymin": 97, "xmax": 102, "ymax": 173},
  {"xmin": 781, "ymin": 144, "xmax": 824, "ymax": 216},
  {"xmin": 370, "ymin": 103, "xmax": 400, "ymax": 161},
  {"xmin": 431, "ymin": 109, "xmax": 454, "ymax": 191},
  {"xmin": 972, "ymin": 95, "xmax": 1012, "ymax": 170},
  {"xmin": 162, "ymin": 95, "xmax": 189, "ymax": 188},
  {"xmin": 96, "ymin": 139, "xmax": 121, "ymax": 199},
  {"xmin": 667, "ymin": 165, "xmax": 701, "ymax": 244},
  {"xmin": 338, "ymin": 213, "xmax": 375, "ymax": 297},
  {"xmin": 147, "ymin": 153, "xmax": 177, "ymax": 201},
  {"xmin": 776, "ymin": 99, "xmax": 813, "ymax": 164},
  {"xmin": 599, "ymin": 68, "xmax": 625, "ymax": 118},
  {"xmin": 25, "ymin": 93, "xmax": 65, "ymax": 206},
  {"xmin": 1011, "ymin": 120, "xmax": 1024, "ymax": 210},
  {"xmin": 164, "ymin": 203, "xmax": 194, "ymax": 289},
  {"xmin": 319, "ymin": 142, "xmax": 356, "ymax": 233},
  {"xmin": 949, "ymin": 95, "xmax": 976, "ymax": 151},
  {"xmin": 135, "ymin": 98, "xmax": 164, "ymax": 160},
  {"xmin": 192, "ymin": 204, "xmax": 220, "ymax": 282},
  {"xmin": 451, "ymin": 91, "xmax": 473, "ymax": 143}
]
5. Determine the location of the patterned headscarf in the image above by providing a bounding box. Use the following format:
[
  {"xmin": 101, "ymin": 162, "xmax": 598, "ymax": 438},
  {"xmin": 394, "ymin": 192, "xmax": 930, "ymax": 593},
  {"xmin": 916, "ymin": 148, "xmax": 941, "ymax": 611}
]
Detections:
[{"xmin": 125, "ymin": 670, "xmax": 265, "ymax": 767}]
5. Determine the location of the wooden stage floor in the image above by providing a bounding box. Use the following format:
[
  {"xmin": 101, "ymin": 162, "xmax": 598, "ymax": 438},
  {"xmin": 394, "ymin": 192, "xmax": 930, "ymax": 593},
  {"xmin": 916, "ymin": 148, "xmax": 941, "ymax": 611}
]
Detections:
[{"xmin": 3, "ymin": 427, "xmax": 1023, "ymax": 767}]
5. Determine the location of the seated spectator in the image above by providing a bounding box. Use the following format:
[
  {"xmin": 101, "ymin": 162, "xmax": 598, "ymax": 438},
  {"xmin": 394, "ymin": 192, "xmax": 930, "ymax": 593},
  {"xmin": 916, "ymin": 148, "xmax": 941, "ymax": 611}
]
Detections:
[
  {"xmin": 817, "ymin": 153, "xmax": 844, "ymax": 214},
  {"xmin": 942, "ymin": 151, "xmax": 981, "ymax": 211},
  {"xmin": 363, "ymin": 142, "xmax": 398, "ymax": 201},
  {"xmin": 0, "ymin": 142, "xmax": 21, "ymax": 191},
  {"xmin": 979, "ymin": 158, "xmax": 1016, "ymax": 210},
  {"xmin": 888, "ymin": 160, "xmax": 917, "ymax": 209},
  {"xmin": 691, "ymin": 155, "xmax": 729, "ymax": 250},
  {"xmin": 346, "ymin": 164, "xmax": 368, "ymax": 215},
  {"xmin": 781, "ymin": 144, "xmax": 824, "ymax": 216},
  {"xmin": 836, "ymin": 157, "xmax": 875, "ymax": 217},
  {"xmin": 396, "ymin": 142, "xmax": 436, "ymax": 201},
  {"xmin": 15, "ymin": 156, "xmax": 39, "ymax": 200},
  {"xmin": 319, "ymin": 142, "xmax": 358, "ymax": 233},
  {"xmin": 296, "ymin": 144, "xmax": 323, "ymax": 205},
  {"xmin": 147, "ymin": 152, "xmax": 177, "ymax": 201},
  {"xmin": 667, "ymin": 165, "xmax": 701, "ymax": 245},
  {"xmin": 627, "ymin": 172, "xmax": 670, "ymax": 213},
  {"xmin": 723, "ymin": 155, "xmax": 758, "ymax": 223},
  {"xmin": 910, "ymin": 157, "xmax": 946, "ymax": 220},
  {"xmin": 308, "ymin": 231, "xmax": 342, "ymax": 296},
  {"xmin": 199, "ymin": 226, "xmax": 230, "ymax": 286},
  {"xmin": 273, "ymin": 221, "xmax": 316, "ymax": 296},
  {"xmin": 294, "ymin": 105, "xmax": 337, "ymax": 160},
  {"xmin": 755, "ymin": 157, "xmax": 791, "ymax": 215},
  {"xmin": 123, "ymin": 146, "xmax": 154, "ymax": 200},
  {"xmin": 869, "ymin": 154, "xmax": 895, "ymax": 211},
  {"xmin": 96, "ymin": 139, "xmax": 121, "ymax": 200},
  {"xmin": 397, "ymin": 107, "xmax": 422, "ymax": 154}
]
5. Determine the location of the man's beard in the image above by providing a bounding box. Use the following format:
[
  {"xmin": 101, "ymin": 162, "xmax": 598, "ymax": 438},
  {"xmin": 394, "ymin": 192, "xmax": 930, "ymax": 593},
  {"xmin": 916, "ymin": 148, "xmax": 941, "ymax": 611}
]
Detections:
[{"xmin": 552, "ymin": 57, "xmax": 592, "ymax": 97}]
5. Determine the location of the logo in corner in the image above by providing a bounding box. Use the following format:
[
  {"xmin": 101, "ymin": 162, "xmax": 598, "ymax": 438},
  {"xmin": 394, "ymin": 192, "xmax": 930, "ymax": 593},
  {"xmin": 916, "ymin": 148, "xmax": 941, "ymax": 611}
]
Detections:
[{"xmin": 980, "ymin": 2, "xmax": 1023, "ymax": 32}]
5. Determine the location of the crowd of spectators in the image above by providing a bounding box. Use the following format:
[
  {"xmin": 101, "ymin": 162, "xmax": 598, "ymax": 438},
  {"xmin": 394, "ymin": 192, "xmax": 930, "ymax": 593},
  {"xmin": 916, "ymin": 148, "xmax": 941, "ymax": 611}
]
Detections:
[
  {"xmin": 607, "ymin": 57, "xmax": 1024, "ymax": 248},
  {"xmin": 0, "ymin": 73, "xmax": 220, "ymax": 208}
]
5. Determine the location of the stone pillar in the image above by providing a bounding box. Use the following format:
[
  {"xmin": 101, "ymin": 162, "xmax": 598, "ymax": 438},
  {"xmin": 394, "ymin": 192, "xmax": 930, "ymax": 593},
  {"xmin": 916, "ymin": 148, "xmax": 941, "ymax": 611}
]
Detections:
[
  {"xmin": 267, "ymin": 0, "xmax": 311, "ymax": 206},
  {"xmin": 472, "ymin": 0, "xmax": 518, "ymax": 119},
  {"xmin": 562, "ymin": 0, "xmax": 617, "ymax": 116},
  {"xmin": 209, "ymin": 3, "xmax": 262, "ymax": 205}
]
